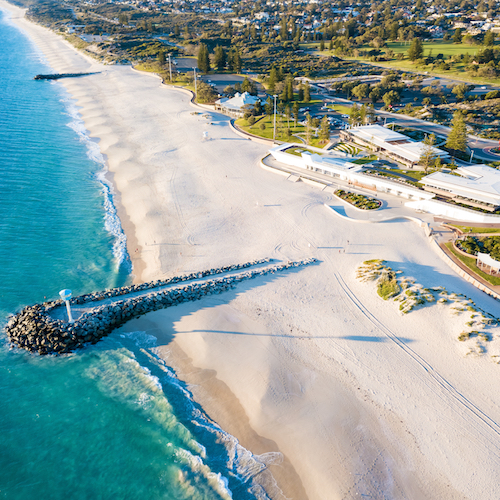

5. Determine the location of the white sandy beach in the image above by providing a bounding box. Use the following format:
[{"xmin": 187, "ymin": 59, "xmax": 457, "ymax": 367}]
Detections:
[{"xmin": 3, "ymin": 3, "xmax": 500, "ymax": 498}]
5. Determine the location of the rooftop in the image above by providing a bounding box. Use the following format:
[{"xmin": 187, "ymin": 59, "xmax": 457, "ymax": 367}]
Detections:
[
  {"xmin": 348, "ymin": 125, "xmax": 448, "ymax": 164},
  {"xmin": 421, "ymin": 165, "xmax": 500, "ymax": 206},
  {"xmin": 215, "ymin": 92, "xmax": 260, "ymax": 111}
]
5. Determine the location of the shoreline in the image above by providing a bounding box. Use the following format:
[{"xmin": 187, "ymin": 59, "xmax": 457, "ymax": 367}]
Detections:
[
  {"xmin": 3, "ymin": 2, "xmax": 500, "ymax": 499},
  {"xmin": 0, "ymin": 3, "xmax": 298, "ymax": 497}
]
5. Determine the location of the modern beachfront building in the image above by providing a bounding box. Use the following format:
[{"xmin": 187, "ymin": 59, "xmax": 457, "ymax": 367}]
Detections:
[
  {"xmin": 420, "ymin": 165, "xmax": 500, "ymax": 210},
  {"xmin": 269, "ymin": 143, "xmax": 435, "ymax": 201},
  {"xmin": 340, "ymin": 125, "xmax": 449, "ymax": 168},
  {"xmin": 214, "ymin": 92, "xmax": 260, "ymax": 118}
]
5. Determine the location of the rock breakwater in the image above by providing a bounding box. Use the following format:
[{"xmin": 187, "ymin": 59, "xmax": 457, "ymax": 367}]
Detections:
[{"xmin": 5, "ymin": 259, "xmax": 316, "ymax": 355}]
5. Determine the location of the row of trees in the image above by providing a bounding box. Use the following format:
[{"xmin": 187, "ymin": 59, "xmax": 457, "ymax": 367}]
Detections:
[{"xmin": 197, "ymin": 43, "xmax": 242, "ymax": 74}]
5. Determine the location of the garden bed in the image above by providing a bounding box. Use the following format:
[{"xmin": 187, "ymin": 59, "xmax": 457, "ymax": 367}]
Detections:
[{"xmin": 334, "ymin": 189, "xmax": 381, "ymax": 210}]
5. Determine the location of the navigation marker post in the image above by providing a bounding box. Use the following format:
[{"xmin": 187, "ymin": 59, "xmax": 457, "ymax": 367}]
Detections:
[{"xmin": 59, "ymin": 289, "xmax": 74, "ymax": 323}]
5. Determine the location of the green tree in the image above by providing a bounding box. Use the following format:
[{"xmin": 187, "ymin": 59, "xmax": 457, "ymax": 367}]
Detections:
[
  {"xmin": 293, "ymin": 101, "xmax": 299, "ymax": 125},
  {"xmin": 484, "ymin": 30, "xmax": 495, "ymax": 46},
  {"xmin": 213, "ymin": 46, "xmax": 226, "ymax": 71},
  {"xmin": 197, "ymin": 43, "xmax": 210, "ymax": 74},
  {"xmin": 196, "ymin": 82, "xmax": 217, "ymax": 103},
  {"xmin": 407, "ymin": 38, "xmax": 423, "ymax": 61},
  {"xmin": 174, "ymin": 25, "xmax": 180, "ymax": 37},
  {"xmin": 359, "ymin": 104, "xmax": 367, "ymax": 125},
  {"xmin": 452, "ymin": 83, "xmax": 470, "ymax": 101},
  {"xmin": 305, "ymin": 113, "xmax": 312, "ymax": 144},
  {"xmin": 233, "ymin": 48, "xmax": 242, "ymax": 73},
  {"xmin": 383, "ymin": 90, "xmax": 400, "ymax": 108},
  {"xmin": 241, "ymin": 77, "xmax": 256, "ymax": 95},
  {"xmin": 158, "ymin": 50, "xmax": 165, "ymax": 65},
  {"xmin": 264, "ymin": 97, "xmax": 273, "ymax": 116},
  {"xmin": 285, "ymin": 75, "xmax": 294, "ymax": 102},
  {"xmin": 303, "ymin": 82, "xmax": 311, "ymax": 103},
  {"xmin": 420, "ymin": 134, "xmax": 437, "ymax": 172},
  {"xmin": 369, "ymin": 86, "xmax": 382, "ymax": 103},
  {"xmin": 453, "ymin": 28, "xmax": 463, "ymax": 44},
  {"xmin": 268, "ymin": 67, "xmax": 278, "ymax": 92},
  {"xmin": 351, "ymin": 83, "xmax": 369, "ymax": 100},
  {"xmin": 298, "ymin": 84, "xmax": 304, "ymax": 101},
  {"xmin": 319, "ymin": 115, "xmax": 330, "ymax": 142},
  {"xmin": 320, "ymin": 39, "xmax": 325, "ymax": 51},
  {"xmin": 446, "ymin": 111, "xmax": 468, "ymax": 153},
  {"xmin": 285, "ymin": 105, "xmax": 291, "ymax": 129},
  {"xmin": 349, "ymin": 104, "xmax": 361, "ymax": 126}
]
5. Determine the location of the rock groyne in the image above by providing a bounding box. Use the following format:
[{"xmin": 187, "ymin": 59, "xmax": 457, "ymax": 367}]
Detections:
[
  {"xmin": 34, "ymin": 72, "xmax": 98, "ymax": 80},
  {"xmin": 5, "ymin": 259, "xmax": 316, "ymax": 355}
]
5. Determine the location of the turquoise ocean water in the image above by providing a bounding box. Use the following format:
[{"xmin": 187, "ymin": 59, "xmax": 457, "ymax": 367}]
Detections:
[{"xmin": 0, "ymin": 9, "xmax": 271, "ymax": 499}]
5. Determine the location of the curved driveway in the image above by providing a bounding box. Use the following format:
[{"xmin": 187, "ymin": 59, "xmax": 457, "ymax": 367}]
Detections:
[{"xmin": 328, "ymin": 96, "xmax": 500, "ymax": 162}]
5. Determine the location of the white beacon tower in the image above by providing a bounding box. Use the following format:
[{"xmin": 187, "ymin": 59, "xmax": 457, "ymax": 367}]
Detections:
[{"xmin": 59, "ymin": 289, "xmax": 74, "ymax": 323}]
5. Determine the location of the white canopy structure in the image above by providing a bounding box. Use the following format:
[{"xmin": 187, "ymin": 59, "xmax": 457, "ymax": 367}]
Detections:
[
  {"xmin": 214, "ymin": 92, "xmax": 260, "ymax": 117},
  {"xmin": 477, "ymin": 252, "xmax": 500, "ymax": 275}
]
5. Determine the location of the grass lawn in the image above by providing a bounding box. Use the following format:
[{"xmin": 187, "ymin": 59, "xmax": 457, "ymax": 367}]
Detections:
[
  {"xmin": 395, "ymin": 169, "xmax": 427, "ymax": 181},
  {"xmin": 329, "ymin": 104, "xmax": 352, "ymax": 115},
  {"xmin": 445, "ymin": 242, "xmax": 500, "ymax": 286},
  {"xmin": 449, "ymin": 225, "xmax": 500, "ymax": 234},
  {"xmin": 235, "ymin": 115, "xmax": 329, "ymax": 148},
  {"xmin": 302, "ymin": 41, "xmax": 500, "ymax": 85},
  {"xmin": 352, "ymin": 154, "xmax": 378, "ymax": 164},
  {"xmin": 384, "ymin": 40, "xmax": 482, "ymax": 57}
]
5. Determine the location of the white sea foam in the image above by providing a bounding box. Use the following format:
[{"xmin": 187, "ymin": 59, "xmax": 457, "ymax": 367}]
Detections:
[
  {"xmin": 118, "ymin": 331, "xmax": 278, "ymax": 499},
  {"xmin": 61, "ymin": 97, "xmax": 131, "ymax": 272},
  {"xmin": 175, "ymin": 448, "xmax": 234, "ymax": 500}
]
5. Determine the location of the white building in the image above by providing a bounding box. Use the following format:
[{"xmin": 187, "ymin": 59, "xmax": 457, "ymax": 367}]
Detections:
[
  {"xmin": 421, "ymin": 165, "xmax": 500, "ymax": 208},
  {"xmin": 341, "ymin": 125, "xmax": 449, "ymax": 167},
  {"xmin": 269, "ymin": 143, "xmax": 434, "ymax": 201},
  {"xmin": 214, "ymin": 92, "xmax": 260, "ymax": 118}
]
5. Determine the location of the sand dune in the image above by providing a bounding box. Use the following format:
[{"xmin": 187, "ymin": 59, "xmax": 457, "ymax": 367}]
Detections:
[{"xmin": 3, "ymin": 2, "xmax": 500, "ymax": 498}]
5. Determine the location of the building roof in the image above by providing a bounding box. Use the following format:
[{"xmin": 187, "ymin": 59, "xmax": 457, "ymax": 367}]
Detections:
[
  {"xmin": 477, "ymin": 252, "xmax": 500, "ymax": 271},
  {"xmin": 348, "ymin": 125, "xmax": 448, "ymax": 163},
  {"xmin": 215, "ymin": 92, "xmax": 260, "ymax": 112},
  {"xmin": 421, "ymin": 165, "xmax": 500, "ymax": 205}
]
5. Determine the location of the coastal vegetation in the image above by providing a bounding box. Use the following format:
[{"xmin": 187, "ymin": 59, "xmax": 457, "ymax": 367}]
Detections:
[
  {"xmin": 357, "ymin": 260, "xmax": 499, "ymax": 355},
  {"xmin": 16, "ymin": 0, "xmax": 500, "ymax": 139},
  {"xmin": 334, "ymin": 189, "xmax": 381, "ymax": 210}
]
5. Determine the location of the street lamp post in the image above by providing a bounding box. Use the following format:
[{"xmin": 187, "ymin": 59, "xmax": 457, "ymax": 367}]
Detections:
[
  {"xmin": 194, "ymin": 67, "xmax": 198, "ymax": 100},
  {"xmin": 168, "ymin": 54, "xmax": 173, "ymax": 82},
  {"xmin": 273, "ymin": 94, "xmax": 277, "ymax": 141},
  {"xmin": 470, "ymin": 149, "xmax": 474, "ymax": 163},
  {"xmin": 59, "ymin": 289, "xmax": 74, "ymax": 323}
]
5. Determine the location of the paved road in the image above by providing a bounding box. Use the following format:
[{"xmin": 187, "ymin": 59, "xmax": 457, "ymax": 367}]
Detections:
[{"xmin": 326, "ymin": 95, "xmax": 500, "ymax": 162}]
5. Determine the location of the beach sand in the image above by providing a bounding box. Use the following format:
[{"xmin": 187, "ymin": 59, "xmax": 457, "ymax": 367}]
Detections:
[{"xmin": 3, "ymin": 3, "xmax": 500, "ymax": 498}]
